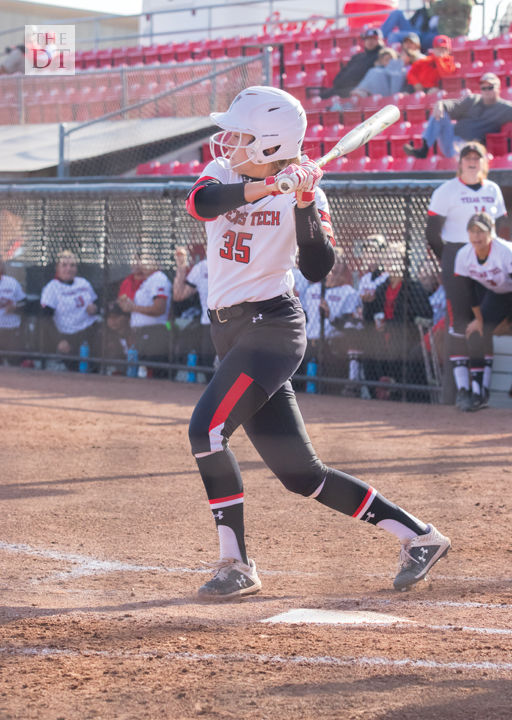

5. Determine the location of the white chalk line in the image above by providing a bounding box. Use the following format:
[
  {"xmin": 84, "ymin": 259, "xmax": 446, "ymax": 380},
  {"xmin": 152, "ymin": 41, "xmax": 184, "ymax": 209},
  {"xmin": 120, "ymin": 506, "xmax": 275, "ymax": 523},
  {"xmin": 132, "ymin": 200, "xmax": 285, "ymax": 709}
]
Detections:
[
  {"xmin": 333, "ymin": 597, "xmax": 512, "ymax": 611},
  {"xmin": 1, "ymin": 541, "xmax": 511, "ymax": 587},
  {"xmin": 0, "ymin": 541, "xmax": 312, "ymax": 579},
  {"xmin": 1, "ymin": 646, "xmax": 511, "ymax": 674}
]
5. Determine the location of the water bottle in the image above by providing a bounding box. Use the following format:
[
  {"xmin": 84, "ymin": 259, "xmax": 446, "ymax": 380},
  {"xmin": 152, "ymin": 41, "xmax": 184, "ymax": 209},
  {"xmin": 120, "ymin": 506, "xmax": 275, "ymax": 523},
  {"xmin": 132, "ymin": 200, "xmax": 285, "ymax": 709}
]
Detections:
[
  {"xmin": 126, "ymin": 345, "xmax": 138, "ymax": 377},
  {"xmin": 187, "ymin": 349, "xmax": 198, "ymax": 383},
  {"xmin": 306, "ymin": 357, "xmax": 318, "ymax": 394},
  {"xmin": 79, "ymin": 340, "xmax": 89, "ymax": 373},
  {"xmin": 137, "ymin": 365, "xmax": 148, "ymax": 379}
]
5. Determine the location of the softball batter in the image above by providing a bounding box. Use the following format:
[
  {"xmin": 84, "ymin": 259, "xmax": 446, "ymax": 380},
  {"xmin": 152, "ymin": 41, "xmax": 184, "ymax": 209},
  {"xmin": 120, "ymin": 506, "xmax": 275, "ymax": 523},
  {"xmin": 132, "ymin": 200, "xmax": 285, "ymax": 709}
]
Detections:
[{"xmin": 186, "ymin": 86, "xmax": 450, "ymax": 600}]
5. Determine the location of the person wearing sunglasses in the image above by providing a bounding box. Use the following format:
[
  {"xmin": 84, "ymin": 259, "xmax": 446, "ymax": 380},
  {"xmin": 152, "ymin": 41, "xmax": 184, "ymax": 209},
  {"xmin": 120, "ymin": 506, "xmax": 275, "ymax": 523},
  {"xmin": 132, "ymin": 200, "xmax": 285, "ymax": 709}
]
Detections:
[{"xmin": 404, "ymin": 72, "xmax": 512, "ymax": 158}]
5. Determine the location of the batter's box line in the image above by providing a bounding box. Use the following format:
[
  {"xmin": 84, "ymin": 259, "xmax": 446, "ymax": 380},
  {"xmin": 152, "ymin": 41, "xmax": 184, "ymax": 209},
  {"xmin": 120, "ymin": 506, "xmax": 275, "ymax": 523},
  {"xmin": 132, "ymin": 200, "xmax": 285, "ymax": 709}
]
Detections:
[
  {"xmin": 0, "ymin": 646, "xmax": 511, "ymax": 674},
  {"xmin": 0, "ymin": 541, "xmax": 317, "ymax": 580}
]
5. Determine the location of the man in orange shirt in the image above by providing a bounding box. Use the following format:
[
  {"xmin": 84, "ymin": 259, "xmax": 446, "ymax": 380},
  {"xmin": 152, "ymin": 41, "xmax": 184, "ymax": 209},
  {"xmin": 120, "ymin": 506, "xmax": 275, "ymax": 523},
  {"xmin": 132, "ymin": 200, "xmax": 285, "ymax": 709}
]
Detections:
[{"xmin": 406, "ymin": 34, "xmax": 456, "ymax": 93}]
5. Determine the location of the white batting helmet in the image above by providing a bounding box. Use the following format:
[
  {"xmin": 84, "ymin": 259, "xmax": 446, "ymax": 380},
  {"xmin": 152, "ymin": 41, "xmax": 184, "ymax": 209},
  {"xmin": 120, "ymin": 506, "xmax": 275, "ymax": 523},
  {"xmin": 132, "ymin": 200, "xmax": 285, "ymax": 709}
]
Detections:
[{"xmin": 209, "ymin": 86, "xmax": 307, "ymax": 167}]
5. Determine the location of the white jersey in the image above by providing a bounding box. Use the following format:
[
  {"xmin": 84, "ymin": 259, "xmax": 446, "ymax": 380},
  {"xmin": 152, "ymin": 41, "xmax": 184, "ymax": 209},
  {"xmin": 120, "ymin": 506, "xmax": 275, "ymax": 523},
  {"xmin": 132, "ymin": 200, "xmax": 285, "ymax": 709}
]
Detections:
[
  {"xmin": 131, "ymin": 270, "xmax": 171, "ymax": 328},
  {"xmin": 454, "ymin": 236, "xmax": 512, "ymax": 294},
  {"xmin": 358, "ymin": 270, "xmax": 389, "ymax": 296},
  {"xmin": 186, "ymin": 259, "xmax": 209, "ymax": 325},
  {"xmin": 304, "ymin": 282, "xmax": 361, "ymax": 340},
  {"xmin": 199, "ymin": 158, "xmax": 333, "ymax": 309},
  {"xmin": 41, "ymin": 276, "xmax": 98, "ymax": 335},
  {"xmin": 428, "ymin": 177, "xmax": 506, "ymax": 245},
  {"xmin": 0, "ymin": 274, "xmax": 25, "ymax": 329}
]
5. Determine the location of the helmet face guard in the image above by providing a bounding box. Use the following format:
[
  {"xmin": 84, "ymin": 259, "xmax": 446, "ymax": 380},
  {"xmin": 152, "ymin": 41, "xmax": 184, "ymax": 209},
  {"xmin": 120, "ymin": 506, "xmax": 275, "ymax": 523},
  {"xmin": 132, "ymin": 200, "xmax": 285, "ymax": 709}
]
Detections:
[{"xmin": 209, "ymin": 86, "xmax": 306, "ymax": 169}]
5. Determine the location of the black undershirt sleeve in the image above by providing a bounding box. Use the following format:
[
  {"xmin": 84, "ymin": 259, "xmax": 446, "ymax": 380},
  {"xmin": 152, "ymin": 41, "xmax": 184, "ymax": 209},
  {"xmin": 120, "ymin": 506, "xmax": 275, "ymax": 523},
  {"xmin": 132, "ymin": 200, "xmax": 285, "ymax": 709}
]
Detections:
[
  {"xmin": 295, "ymin": 204, "xmax": 335, "ymax": 282},
  {"xmin": 189, "ymin": 181, "xmax": 246, "ymax": 219},
  {"xmin": 425, "ymin": 214, "xmax": 445, "ymax": 260}
]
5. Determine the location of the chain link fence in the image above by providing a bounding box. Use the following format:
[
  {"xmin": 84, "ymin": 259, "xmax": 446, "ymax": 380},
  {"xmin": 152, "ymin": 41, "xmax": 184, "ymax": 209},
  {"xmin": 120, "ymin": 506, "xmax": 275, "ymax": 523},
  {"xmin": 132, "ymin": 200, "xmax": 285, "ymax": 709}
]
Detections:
[{"xmin": 0, "ymin": 178, "xmax": 445, "ymax": 400}]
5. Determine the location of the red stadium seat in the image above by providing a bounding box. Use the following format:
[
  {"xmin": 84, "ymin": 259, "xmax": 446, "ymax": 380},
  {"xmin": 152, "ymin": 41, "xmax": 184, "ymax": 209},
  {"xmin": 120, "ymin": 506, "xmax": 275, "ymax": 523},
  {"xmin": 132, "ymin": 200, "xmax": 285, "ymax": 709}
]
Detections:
[
  {"xmin": 472, "ymin": 46, "xmax": 495, "ymax": 64},
  {"xmin": 436, "ymin": 156, "xmax": 458, "ymax": 171},
  {"xmin": 389, "ymin": 135, "xmax": 418, "ymax": 158},
  {"xmin": 451, "ymin": 47, "xmax": 472, "ymax": 65},
  {"xmin": 343, "ymin": 156, "xmax": 371, "ymax": 172},
  {"xmin": 486, "ymin": 133, "xmax": 509, "ymax": 157},
  {"xmin": 412, "ymin": 155, "xmax": 440, "ymax": 171},
  {"xmin": 404, "ymin": 106, "xmax": 429, "ymax": 124},
  {"xmin": 489, "ymin": 154, "xmax": 512, "ymax": 169},
  {"xmin": 302, "ymin": 48, "xmax": 323, "ymax": 72},
  {"xmin": 367, "ymin": 137, "xmax": 389, "ymax": 158},
  {"xmin": 342, "ymin": 109, "xmax": 363, "ymax": 125},
  {"xmin": 366, "ymin": 156, "xmax": 393, "ymax": 171},
  {"xmin": 322, "ymin": 109, "xmax": 342, "ymax": 126},
  {"xmin": 495, "ymin": 45, "xmax": 512, "ymax": 63},
  {"xmin": 440, "ymin": 76, "xmax": 464, "ymax": 95},
  {"xmin": 390, "ymin": 156, "xmax": 416, "ymax": 172},
  {"xmin": 323, "ymin": 122, "xmax": 344, "ymax": 146}
]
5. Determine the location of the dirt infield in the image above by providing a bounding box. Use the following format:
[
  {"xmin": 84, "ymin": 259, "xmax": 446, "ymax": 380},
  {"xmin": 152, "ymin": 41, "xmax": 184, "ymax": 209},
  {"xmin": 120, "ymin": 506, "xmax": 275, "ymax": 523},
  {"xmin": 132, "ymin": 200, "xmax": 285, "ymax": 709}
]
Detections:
[{"xmin": 1, "ymin": 368, "xmax": 511, "ymax": 720}]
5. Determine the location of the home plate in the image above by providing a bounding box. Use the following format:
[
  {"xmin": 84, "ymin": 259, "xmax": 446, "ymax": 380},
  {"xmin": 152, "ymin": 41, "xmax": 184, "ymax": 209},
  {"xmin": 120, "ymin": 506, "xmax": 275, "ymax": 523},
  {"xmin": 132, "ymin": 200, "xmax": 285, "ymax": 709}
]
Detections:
[{"xmin": 262, "ymin": 609, "xmax": 412, "ymax": 625}]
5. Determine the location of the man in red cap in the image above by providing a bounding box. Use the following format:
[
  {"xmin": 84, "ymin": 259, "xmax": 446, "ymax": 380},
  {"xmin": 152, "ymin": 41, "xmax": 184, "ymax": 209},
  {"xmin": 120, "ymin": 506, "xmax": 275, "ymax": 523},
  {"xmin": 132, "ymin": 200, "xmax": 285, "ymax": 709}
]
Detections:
[
  {"xmin": 406, "ymin": 35, "xmax": 456, "ymax": 93},
  {"xmin": 404, "ymin": 71, "xmax": 512, "ymax": 157}
]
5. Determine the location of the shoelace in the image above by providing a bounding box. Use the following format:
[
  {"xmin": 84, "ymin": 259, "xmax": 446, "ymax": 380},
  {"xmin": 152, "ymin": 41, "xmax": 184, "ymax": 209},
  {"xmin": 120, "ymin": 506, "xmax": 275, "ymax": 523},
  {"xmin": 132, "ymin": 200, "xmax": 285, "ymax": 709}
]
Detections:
[
  {"xmin": 398, "ymin": 545, "xmax": 420, "ymax": 570},
  {"xmin": 200, "ymin": 558, "xmax": 243, "ymax": 579}
]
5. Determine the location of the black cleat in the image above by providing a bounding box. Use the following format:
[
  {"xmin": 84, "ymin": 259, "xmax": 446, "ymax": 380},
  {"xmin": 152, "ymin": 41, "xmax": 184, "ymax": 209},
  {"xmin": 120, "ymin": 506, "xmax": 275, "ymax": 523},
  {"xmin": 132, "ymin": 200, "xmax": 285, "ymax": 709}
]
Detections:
[{"xmin": 394, "ymin": 524, "xmax": 451, "ymax": 591}]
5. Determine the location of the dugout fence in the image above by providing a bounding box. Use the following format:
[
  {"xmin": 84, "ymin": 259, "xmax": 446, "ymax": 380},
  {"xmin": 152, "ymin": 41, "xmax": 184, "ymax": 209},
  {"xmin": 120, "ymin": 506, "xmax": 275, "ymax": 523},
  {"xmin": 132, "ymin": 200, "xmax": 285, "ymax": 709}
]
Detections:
[{"xmin": 0, "ymin": 178, "xmax": 444, "ymax": 402}]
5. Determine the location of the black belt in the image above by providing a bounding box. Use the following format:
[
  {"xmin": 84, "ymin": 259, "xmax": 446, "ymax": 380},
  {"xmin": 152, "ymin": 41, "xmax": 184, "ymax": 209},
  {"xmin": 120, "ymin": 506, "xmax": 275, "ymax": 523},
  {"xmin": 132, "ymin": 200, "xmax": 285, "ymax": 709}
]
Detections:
[{"xmin": 207, "ymin": 293, "xmax": 291, "ymax": 324}]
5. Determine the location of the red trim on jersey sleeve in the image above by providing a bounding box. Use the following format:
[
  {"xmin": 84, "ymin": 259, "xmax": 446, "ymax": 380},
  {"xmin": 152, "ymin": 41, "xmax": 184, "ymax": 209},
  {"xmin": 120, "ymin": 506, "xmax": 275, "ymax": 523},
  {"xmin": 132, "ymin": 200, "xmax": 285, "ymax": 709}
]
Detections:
[
  {"xmin": 427, "ymin": 210, "xmax": 440, "ymax": 216},
  {"xmin": 208, "ymin": 372, "xmax": 254, "ymax": 433},
  {"xmin": 186, "ymin": 176, "xmax": 219, "ymax": 221}
]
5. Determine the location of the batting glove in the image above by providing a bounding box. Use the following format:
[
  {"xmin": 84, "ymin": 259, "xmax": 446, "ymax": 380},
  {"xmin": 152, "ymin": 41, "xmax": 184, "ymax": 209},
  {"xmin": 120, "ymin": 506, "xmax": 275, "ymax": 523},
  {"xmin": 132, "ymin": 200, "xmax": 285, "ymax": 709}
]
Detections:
[
  {"xmin": 267, "ymin": 163, "xmax": 310, "ymax": 194},
  {"xmin": 297, "ymin": 159, "xmax": 323, "ymax": 203}
]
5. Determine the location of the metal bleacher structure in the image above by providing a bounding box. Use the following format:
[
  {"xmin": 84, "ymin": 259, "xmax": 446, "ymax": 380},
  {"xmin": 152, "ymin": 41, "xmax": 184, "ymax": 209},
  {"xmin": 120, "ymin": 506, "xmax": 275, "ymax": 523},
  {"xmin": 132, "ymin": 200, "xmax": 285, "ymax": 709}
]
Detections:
[{"xmin": 2, "ymin": 6, "xmax": 512, "ymax": 178}]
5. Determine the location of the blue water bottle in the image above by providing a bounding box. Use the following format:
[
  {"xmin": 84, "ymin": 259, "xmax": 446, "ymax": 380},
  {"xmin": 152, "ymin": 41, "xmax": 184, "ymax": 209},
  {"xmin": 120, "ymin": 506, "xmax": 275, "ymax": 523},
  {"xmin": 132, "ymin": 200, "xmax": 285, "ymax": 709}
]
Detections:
[
  {"xmin": 79, "ymin": 340, "xmax": 89, "ymax": 373},
  {"xmin": 126, "ymin": 345, "xmax": 138, "ymax": 377},
  {"xmin": 306, "ymin": 357, "xmax": 318, "ymax": 394},
  {"xmin": 187, "ymin": 349, "xmax": 198, "ymax": 383}
]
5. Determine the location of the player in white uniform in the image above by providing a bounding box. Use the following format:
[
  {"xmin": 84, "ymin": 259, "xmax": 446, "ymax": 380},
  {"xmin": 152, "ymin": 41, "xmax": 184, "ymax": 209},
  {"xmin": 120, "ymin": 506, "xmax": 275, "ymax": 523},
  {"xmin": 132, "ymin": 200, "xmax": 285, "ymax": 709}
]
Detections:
[
  {"xmin": 118, "ymin": 264, "xmax": 171, "ymax": 378},
  {"xmin": 451, "ymin": 212, "xmax": 512, "ymax": 410},
  {"xmin": 425, "ymin": 141, "xmax": 509, "ymax": 410},
  {"xmin": 0, "ymin": 256, "xmax": 26, "ymax": 364},
  {"xmin": 173, "ymin": 250, "xmax": 215, "ymax": 368},
  {"xmin": 40, "ymin": 250, "xmax": 100, "ymax": 368},
  {"xmin": 303, "ymin": 252, "xmax": 363, "ymax": 386},
  {"xmin": 184, "ymin": 86, "xmax": 450, "ymax": 600}
]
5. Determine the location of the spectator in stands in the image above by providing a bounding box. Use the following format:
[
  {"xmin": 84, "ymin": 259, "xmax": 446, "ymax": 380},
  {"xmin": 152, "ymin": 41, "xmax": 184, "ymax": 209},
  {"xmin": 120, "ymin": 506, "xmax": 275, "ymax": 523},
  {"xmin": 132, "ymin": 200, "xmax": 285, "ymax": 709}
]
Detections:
[
  {"xmin": 361, "ymin": 241, "xmax": 433, "ymax": 401},
  {"xmin": 0, "ymin": 45, "xmax": 25, "ymax": 75},
  {"xmin": 172, "ymin": 245, "xmax": 215, "ymax": 369},
  {"xmin": 351, "ymin": 33, "xmax": 426, "ymax": 98},
  {"xmin": 406, "ymin": 35, "xmax": 456, "ymax": 94},
  {"xmin": 118, "ymin": 255, "xmax": 172, "ymax": 378},
  {"xmin": 350, "ymin": 47, "xmax": 399, "ymax": 98},
  {"xmin": 0, "ymin": 255, "xmax": 26, "ymax": 365},
  {"xmin": 435, "ymin": 0, "xmax": 474, "ymax": 39},
  {"xmin": 380, "ymin": 1, "xmax": 439, "ymax": 52},
  {"xmin": 40, "ymin": 250, "xmax": 100, "ymax": 370},
  {"xmin": 404, "ymin": 72, "xmax": 512, "ymax": 158},
  {"xmin": 451, "ymin": 212, "xmax": 512, "ymax": 411},
  {"xmin": 319, "ymin": 28, "xmax": 384, "ymax": 100}
]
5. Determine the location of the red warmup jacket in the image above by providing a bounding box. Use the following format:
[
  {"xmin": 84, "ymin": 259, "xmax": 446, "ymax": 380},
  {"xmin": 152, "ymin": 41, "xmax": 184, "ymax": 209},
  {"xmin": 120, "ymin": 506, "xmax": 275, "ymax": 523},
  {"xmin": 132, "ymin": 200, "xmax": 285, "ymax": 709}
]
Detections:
[{"xmin": 406, "ymin": 53, "xmax": 456, "ymax": 89}]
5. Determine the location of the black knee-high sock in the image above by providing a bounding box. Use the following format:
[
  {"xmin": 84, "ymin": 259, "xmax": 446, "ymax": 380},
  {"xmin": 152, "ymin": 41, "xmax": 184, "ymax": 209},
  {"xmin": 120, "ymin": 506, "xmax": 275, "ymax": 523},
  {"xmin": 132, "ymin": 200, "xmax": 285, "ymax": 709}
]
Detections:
[
  {"xmin": 315, "ymin": 468, "xmax": 427, "ymax": 542},
  {"xmin": 195, "ymin": 447, "xmax": 248, "ymax": 564}
]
